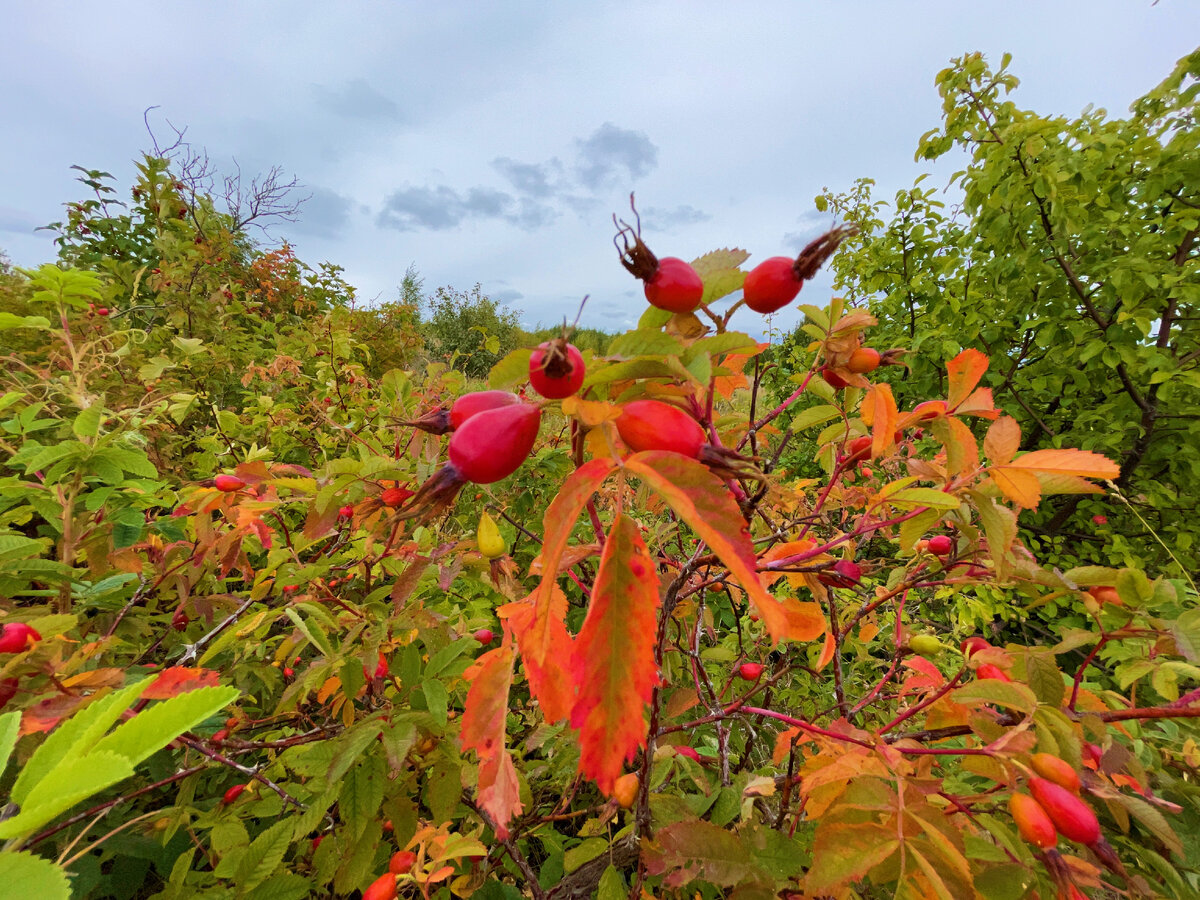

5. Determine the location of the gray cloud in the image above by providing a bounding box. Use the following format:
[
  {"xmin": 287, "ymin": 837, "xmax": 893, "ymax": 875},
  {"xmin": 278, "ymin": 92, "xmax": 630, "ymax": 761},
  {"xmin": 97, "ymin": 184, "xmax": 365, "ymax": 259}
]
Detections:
[
  {"xmin": 376, "ymin": 123, "xmax": 655, "ymax": 234},
  {"xmin": 313, "ymin": 78, "xmax": 402, "ymax": 121},
  {"xmin": 0, "ymin": 206, "xmax": 46, "ymax": 235},
  {"xmin": 492, "ymin": 157, "xmax": 563, "ymax": 199},
  {"xmin": 289, "ymin": 187, "xmax": 354, "ymax": 239},
  {"xmin": 377, "ymin": 184, "xmax": 555, "ymax": 232},
  {"xmin": 783, "ymin": 209, "xmax": 839, "ymax": 252},
  {"xmin": 574, "ymin": 123, "xmax": 658, "ymax": 190},
  {"xmin": 641, "ymin": 204, "xmax": 711, "ymax": 232}
]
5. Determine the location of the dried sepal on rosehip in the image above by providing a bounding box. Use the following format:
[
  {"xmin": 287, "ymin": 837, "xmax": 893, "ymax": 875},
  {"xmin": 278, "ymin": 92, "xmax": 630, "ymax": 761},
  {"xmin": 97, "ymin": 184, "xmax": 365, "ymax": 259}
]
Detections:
[{"xmin": 613, "ymin": 195, "xmax": 704, "ymax": 314}]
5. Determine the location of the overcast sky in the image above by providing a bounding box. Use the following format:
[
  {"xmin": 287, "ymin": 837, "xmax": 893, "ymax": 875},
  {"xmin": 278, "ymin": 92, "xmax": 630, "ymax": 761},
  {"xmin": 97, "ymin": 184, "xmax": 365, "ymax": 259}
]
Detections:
[{"xmin": 2, "ymin": 2, "xmax": 1194, "ymax": 335}]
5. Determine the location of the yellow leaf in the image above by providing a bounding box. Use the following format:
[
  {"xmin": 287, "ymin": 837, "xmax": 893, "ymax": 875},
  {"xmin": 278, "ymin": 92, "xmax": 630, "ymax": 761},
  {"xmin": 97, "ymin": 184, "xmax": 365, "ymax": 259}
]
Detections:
[{"xmin": 984, "ymin": 416, "xmax": 1021, "ymax": 465}]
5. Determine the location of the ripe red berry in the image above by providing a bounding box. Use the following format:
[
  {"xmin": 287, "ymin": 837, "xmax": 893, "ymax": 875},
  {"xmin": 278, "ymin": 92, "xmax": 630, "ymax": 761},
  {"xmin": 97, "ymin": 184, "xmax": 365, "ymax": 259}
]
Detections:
[
  {"xmin": 960, "ymin": 636, "xmax": 991, "ymax": 658},
  {"xmin": 171, "ymin": 608, "xmax": 189, "ymax": 631},
  {"xmin": 381, "ymin": 485, "xmax": 414, "ymax": 507},
  {"xmin": 96, "ymin": 307, "xmax": 110, "ymax": 317},
  {"xmin": 976, "ymin": 663, "xmax": 1012, "ymax": 682},
  {"xmin": 282, "ymin": 584, "xmax": 299, "ymax": 594},
  {"xmin": 283, "ymin": 667, "xmax": 294, "ymax": 677},
  {"xmin": 362, "ymin": 873, "xmax": 398, "ymax": 900},
  {"xmin": 847, "ymin": 347, "xmax": 881, "ymax": 374},
  {"xmin": 449, "ymin": 390, "xmax": 521, "ymax": 430},
  {"xmin": 338, "ymin": 504, "xmax": 354, "ymax": 519},
  {"xmin": 1009, "ymin": 793, "xmax": 1057, "ymax": 849},
  {"xmin": 743, "ymin": 256, "xmax": 801, "ymax": 314},
  {"xmin": 449, "ymin": 403, "xmax": 541, "ymax": 484},
  {"xmin": 389, "ymin": 850, "xmax": 416, "ymax": 875},
  {"xmin": 529, "ymin": 341, "xmax": 585, "ymax": 399},
  {"xmin": 820, "ymin": 367, "xmax": 850, "ymax": 390},
  {"xmin": 212, "ymin": 729, "xmax": 228, "ymax": 741},
  {"xmin": 0, "ymin": 623, "xmax": 41, "ymax": 653},
  {"xmin": 221, "ymin": 783, "xmax": 247, "ymax": 805},
  {"xmin": 473, "ymin": 628, "xmax": 495, "ymax": 646},
  {"xmin": 737, "ymin": 662, "xmax": 764, "ymax": 681},
  {"xmin": 1028, "ymin": 777, "xmax": 1101, "ymax": 845},
  {"xmin": 644, "ymin": 257, "xmax": 704, "ymax": 313},
  {"xmin": 927, "ymin": 535, "xmax": 953, "ymax": 557},
  {"xmin": 1030, "ymin": 753, "xmax": 1082, "ymax": 793},
  {"xmin": 1092, "ymin": 514, "xmax": 1108, "ymax": 525},
  {"xmin": 843, "ymin": 435, "xmax": 873, "ymax": 465},
  {"xmin": 615, "ymin": 400, "xmax": 706, "ymax": 458},
  {"xmin": 213, "ymin": 474, "xmax": 246, "ymax": 492}
]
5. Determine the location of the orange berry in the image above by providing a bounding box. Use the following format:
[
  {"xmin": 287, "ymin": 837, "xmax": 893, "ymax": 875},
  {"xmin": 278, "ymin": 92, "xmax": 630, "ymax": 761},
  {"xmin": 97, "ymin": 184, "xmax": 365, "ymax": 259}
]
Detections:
[{"xmin": 613, "ymin": 772, "xmax": 639, "ymax": 809}]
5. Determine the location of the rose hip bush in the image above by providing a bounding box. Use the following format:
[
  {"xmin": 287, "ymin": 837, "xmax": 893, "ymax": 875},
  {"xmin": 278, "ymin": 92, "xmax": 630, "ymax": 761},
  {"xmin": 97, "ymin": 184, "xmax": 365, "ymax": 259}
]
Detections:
[{"xmin": 1, "ymin": 138, "xmax": 1199, "ymax": 900}]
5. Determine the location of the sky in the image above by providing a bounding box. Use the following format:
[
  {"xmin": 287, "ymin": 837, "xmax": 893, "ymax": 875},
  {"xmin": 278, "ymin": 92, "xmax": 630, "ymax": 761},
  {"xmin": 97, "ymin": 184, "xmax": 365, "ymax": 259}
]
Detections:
[{"xmin": 1, "ymin": 2, "xmax": 1195, "ymax": 336}]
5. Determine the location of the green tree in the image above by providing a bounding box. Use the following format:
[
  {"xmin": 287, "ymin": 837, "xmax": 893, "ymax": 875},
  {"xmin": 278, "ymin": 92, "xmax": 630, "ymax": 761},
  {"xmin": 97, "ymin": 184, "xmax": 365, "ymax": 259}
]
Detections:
[
  {"xmin": 421, "ymin": 283, "xmax": 523, "ymax": 378},
  {"xmin": 819, "ymin": 48, "xmax": 1200, "ymax": 574}
]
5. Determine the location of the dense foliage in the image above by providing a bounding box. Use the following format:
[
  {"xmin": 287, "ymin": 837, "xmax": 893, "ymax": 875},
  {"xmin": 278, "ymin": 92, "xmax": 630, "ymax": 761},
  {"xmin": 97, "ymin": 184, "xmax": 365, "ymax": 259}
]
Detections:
[
  {"xmin": 0, "ymin": 49, "xmax": 1197, "ymax": 900},
  {"xmin": 816, "ymin": 49, "xmax": 1200, "ymax": 578}
]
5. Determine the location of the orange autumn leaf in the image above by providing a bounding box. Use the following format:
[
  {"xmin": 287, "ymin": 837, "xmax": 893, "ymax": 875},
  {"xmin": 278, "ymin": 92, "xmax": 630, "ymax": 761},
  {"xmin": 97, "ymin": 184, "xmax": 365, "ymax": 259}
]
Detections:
[
  {"xmin": 625, "ymin": 452, "xmax": 823, "ymax": 644},
  {"xmin": 1006, "ymin": 448, "xmax": 1120, "ymax": 480},
  {"xmin": 984, "ymin": 416, "xmax": 1021, "ymax": 465},
  {"xmin": 143, "ymin": 666, "xmax": 222, "ymax": 700},
  {"xmin": 460, "ymin": 641, "xmax": 522, "ymax": 837},
  {"xmin": 946, "ymin": 348, "xmax": 989, "ymax": 410},
  {"xmin": 499, "ymin": 585, "xmax": 575, "ymax": 724},
  {"xmin": 988, "ymin": 467, "xmax": 1043, "ymax": 508},
  {"xmin": 861, "ymin": 383, "xmax": 899, "ymax": 457},
  {"xmin": 569, "ymin": 514, "xmax": 661, "ymax": 794},
  {"xmin": 815, "ymin": 631, "xmax": 837, "ymax": 672}
]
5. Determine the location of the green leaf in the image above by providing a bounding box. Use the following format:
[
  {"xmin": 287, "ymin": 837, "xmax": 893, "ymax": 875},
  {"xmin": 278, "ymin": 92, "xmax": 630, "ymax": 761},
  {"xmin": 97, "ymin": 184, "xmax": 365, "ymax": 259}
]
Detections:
[
  {"xmin": 787, "ymin": 404, "xmax": 840, "ymax": 432},
  {"xmin": 103, "ymin": 446, "xmax": 158, "ymax": 478},
  {"xmin": 422, "ymin": 678, "xmax": 449, "ymax": 727},
  {"xmin": 234, "ymin": 819, "xmax": 295, "ymax": 892},
  {"xmin": 1022, "ymin": 651, "xmax": 1064, "ymax": 707},
  {"xmin": 12, "ymin": 680, "xmax": 149, "ymax": 804},
  {"xmin": 0, "ymin": 313, "xmax": 51, "ymax": 330},
  {"xmin": 596, "ymin": 865, "xmax": 627, "ymax": 900},
  {"xmin": 0, "ymin": 751, "xmax": 133, "ymax": 840},
  {"xmin": 0, "ymin": 711, "xmax": 20, "ymax": 782},
  {"xmin": 1173, "ymin": 608, "xmax": 1200, "ymax": 663},
  {"xmin": 952, "ymin": 679, "xmax": 1037, "ymax": 712},
  {"xmin": 888, "ymin": 488, "xmax": 961, "ymax": 511},
  {"xmin": 0, "ymin": 851, "xmax": 70, "ymax": 900},
  {"xmin": 72, "ymin": 402, "xmax": 104, "ymax": 439},
  {"xmin": 89, "ymin": 685, "xmax": 239, "ymax": 767},
  {"xmin": 607, "ymin": 330, "xmax": 684, "ymax": 358},
  {"xmin": 487, "ymin": 348, "xmax": 534, "ymax": 389}
]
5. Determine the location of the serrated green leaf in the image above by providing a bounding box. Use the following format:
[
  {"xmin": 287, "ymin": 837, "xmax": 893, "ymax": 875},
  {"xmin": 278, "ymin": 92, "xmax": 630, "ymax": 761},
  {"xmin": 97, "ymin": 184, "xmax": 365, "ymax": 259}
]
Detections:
[
  {"xmin": 89, "ymin": 685, "xmax": 239, "ymax": 767},
  {"xmin": 103, "ymin": 446, "xmax": 158, "ymax": 478},
  {"xmin": 0, "ymin": 712, "xmax": 20, "ymax": 782},
  {"xmin": 607, "ymin": 330, "xmax": 683, "ymax": 358},
  {"xmin": 423, "ymin": 678, "xmax": 449, "ymax": 727},
  {"xmin": 787, "ymin": 404, "xmax": 840, "ymax": 432},
  {"xmin": 1022, "ymin": 651, "xmax": 1064, "ymax": 706},
  {"xmin": 487, "ymin": 348, "xmax": 533, "ymax": 389},
  {"xmin": 0, "ymin": 313, "xmax": 51, "ymax": 330},
  {"xmin": 12, "ymin": 680, "xmax": 149, "ymax": 804},
  {"xmin": 72, "ymin": 402, "xmax": 104, "ymax": 439},
  {"xmin": 234, "ymin": 818, "xmax": 295, "ymax": 892},
  {"xmin": 952, "ymin": 679, "xmax": 1037, "ymax": 712},
  {"xmin": 244, "ymin": 872, "xmax": 313, "ymax": 900},
  {"xmin": 888, "ymin": 488, "xmax": 961, "ymax": 511},
  {"xmin": 691, "ymin": 248, "xmax": 751, "ymax": 277},
  {"xmin": 0, "ymin": 851, "xmax": 70, "ymax": 900},
  {"xmin": 0, "ymin": 751, "xmax": 133, "ymax": 840}
]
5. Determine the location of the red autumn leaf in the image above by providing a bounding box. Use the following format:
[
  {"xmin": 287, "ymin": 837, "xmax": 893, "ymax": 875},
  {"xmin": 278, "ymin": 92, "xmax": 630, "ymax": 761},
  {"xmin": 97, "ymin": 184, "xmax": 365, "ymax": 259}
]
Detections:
[
  {"xmin": 143, "ymin": 666, "xmax": 222, "ymax": 700},
  {"xmin": 945, "ymin": 348, "xmax": 989, "ymax": 411},
  {"xmin": 460, "ymin": 641, "xmax": 522, "ymax": 837},
  {"xmin": 569, "ymin": 514, "xmax": 661, "ymax": 794},
  {"xmin": 625, "ymin": 452, "xmax": 823, "ymax": 644},
  {"xmin": 21, "ymin": 693, "xmax": 91, "ymax": 735}
]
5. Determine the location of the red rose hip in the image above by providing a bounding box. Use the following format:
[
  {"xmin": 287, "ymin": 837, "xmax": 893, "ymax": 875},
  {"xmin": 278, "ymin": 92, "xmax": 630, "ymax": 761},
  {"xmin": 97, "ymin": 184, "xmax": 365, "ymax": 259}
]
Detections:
[
  {"xmin": 529, "ymin": 341, "xmax": 585, "ymax": 399},
  {"xmin": 615, "ymin": 400, "xmax": 706, "ymax": 458},
  {"xmin": 743, "ymin": 256, "xmax": 801, "ymax": 314}
]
